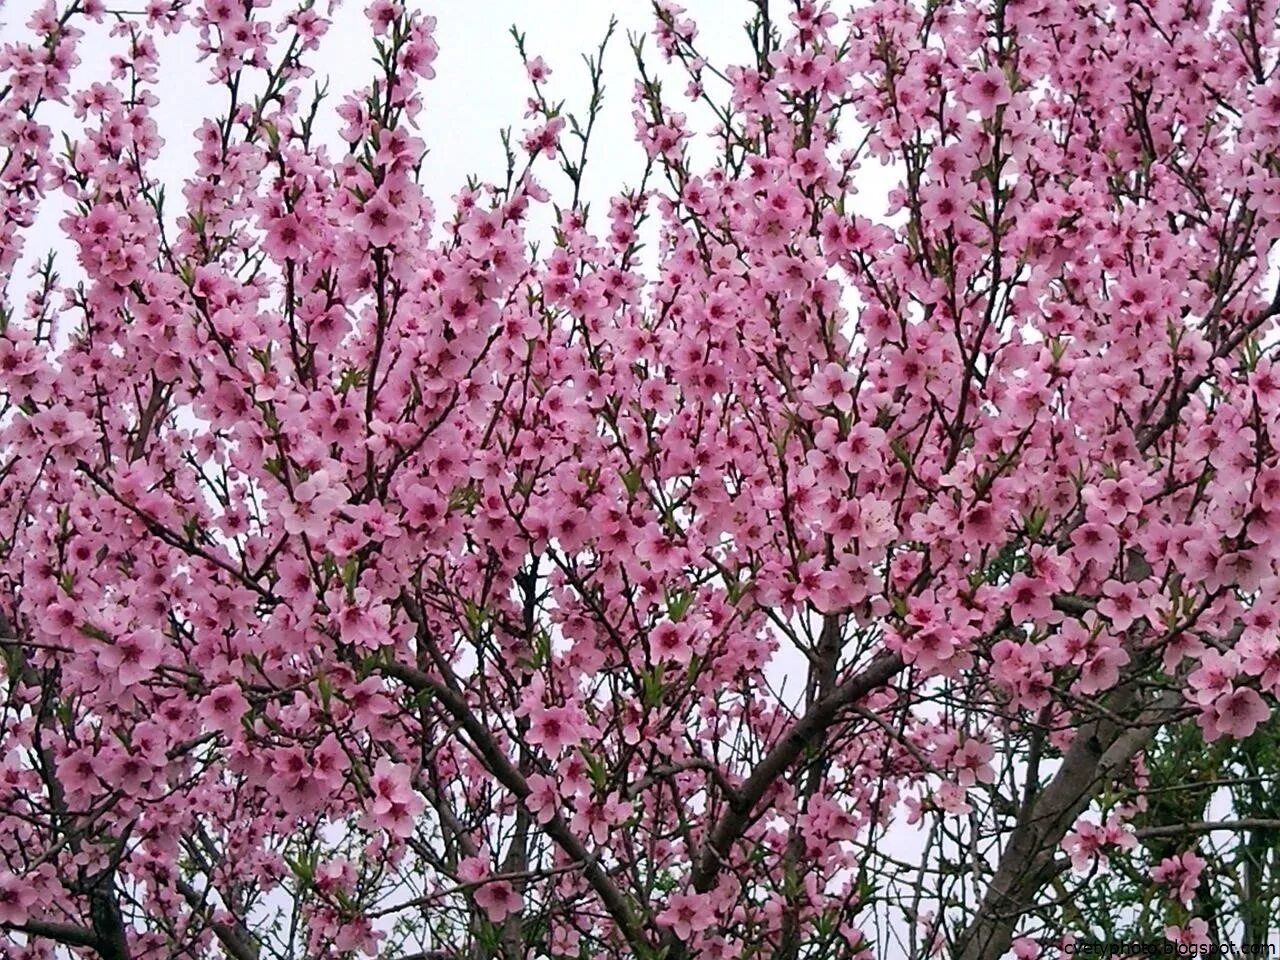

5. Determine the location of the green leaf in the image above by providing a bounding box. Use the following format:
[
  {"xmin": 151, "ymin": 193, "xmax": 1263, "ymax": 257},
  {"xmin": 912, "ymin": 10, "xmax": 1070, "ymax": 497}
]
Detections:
[
  {"xmin": 642, "ymin": 665, "xmax": 665, "ymax": 707},
  {"xmin": 665, "ymin": 587, "xmax": 692, "ymax": 622}
]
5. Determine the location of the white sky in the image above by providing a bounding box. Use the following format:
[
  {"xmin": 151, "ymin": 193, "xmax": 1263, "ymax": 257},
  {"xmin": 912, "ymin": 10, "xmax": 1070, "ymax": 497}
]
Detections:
[{"xmin": 0, "ymin": 0, "xmax": 793, "ymax": 281}]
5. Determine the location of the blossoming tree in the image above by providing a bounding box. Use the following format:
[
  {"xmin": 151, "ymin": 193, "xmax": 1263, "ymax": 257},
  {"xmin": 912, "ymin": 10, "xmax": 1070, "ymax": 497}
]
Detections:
[{"xmin": 2, "ymin": 0, "xmax": 1280, "ymax": 957}]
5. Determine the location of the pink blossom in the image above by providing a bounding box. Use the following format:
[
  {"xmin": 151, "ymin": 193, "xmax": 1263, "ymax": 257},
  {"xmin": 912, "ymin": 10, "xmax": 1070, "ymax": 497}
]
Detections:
[
  {"xmin": 199, "ymin": 682, "xmax": 249, "ymax": 738},
  {"xmin": 1166, "ymin": 919, "xmax": 1211, "ymax": 949},
  {"xmin": 1151, "ymin": 850, "xmax": 1205, "ymax": 905},
  {"xmin": 1076, "ymin": 644, "xmax": 1130, "ymax": 696},
  {"xmin": 651, "ymin": 620, "xmax": 693, "ymax": 664},
  {"xmin": 365, "ymin": 760, "xmax": 424, "ymax": 838},
  {"xmin": 657, "ymin": 890, "xmax": 716, "ymax": 941},
  {"xmin": 0, "ymin": 871, "xmax": 34, "ymax": 924},
  {"xmin": 1096, "ymin": 580, "xmax": 1150, "ymax": 632},
  {"xmin": 952, "ymin": 737, "xmax": 995, "ymax": 787},
  {"xmin": 475, "ymin": 879, "xmax": 521, "ymax": 923},
  {"xmin": 1203, "ymin": 686, "xmax": 1270, "ymax": 741},
  {"xmin": 526, "ymin": 55, "xmax": 551, "ymax": 83},
  {"xmin": 961, "ymin": 67, "xmax": 1012, "ymax": 115},
  {"xmin": 526, "ymin": 704, "xmax": 586, "ymax": 757},
  {"xmin": 354, "ymin": 194, "xmax": 407, "ymax": 248}
]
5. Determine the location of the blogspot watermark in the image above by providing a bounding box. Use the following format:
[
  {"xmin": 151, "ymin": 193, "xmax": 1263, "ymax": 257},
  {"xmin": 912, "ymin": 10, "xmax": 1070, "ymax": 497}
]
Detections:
[{"xmin": 1065, "ymin": 944, "xmax": 1280, "ymax": 957}]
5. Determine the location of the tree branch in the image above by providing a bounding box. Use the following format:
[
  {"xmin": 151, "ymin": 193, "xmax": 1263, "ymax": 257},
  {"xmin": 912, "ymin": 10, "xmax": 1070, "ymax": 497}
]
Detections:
[
  {"xmin": 690, "ymin": 649, "xmax": 905, "ymax": 892},
  {"xmin": 379, "ymin": 657, "xmax": 648, "ymax": 952},
  {"xmin": 1136, "ymin": 819, "xmax": 1280, "ymax": 840},
  {"xmin": 954, "ymin": 684, "xmax": 1184, "ymax": 960}
]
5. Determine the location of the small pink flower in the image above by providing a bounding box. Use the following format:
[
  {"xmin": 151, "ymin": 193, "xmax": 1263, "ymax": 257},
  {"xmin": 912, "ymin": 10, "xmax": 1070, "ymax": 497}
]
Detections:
[
  {"xmin": 953, "ymin": 737, "xmax": 995, "ymax": 787},
  {"xmin": 1070, "ymin": 522, "xmax": 1119, "ymax": 569},
  {"xmin": 1151, "ymin": 850, "xmax": 1205, "ymax": 905},
  {"xmin": 1076, "ymin": 644, "xmax": 1130, "ymax": 696},
  {"xmin": 475, "ymin": 879, "xmax": 521, "ymax": 923},
  {"xmin": 366, "ymin": 760, "xmax": 424, "ymax": 838},
  {"xmin": 657, "ymin": 891, "xmax": 716, "ymax": 941},
  {"xmin": 527, "ymin": 704, "xmax": 585, "ymax": 757},
  {"xmin": 651, "ymin": 620, "xmax": 692, "ymax": 664},
  {"xmin": 199, "ymin": 682, "xmax": 249, "ymax": 738},
  {"xmin": 1203, "ymin": 686, "xmax": 1269, "ymax": 741},
  {"xmin": 1165, "ymin": 919, "xmax": 1211, "ymax": 948},
  {"xmin": 961, "ymin": 66, "xmax": 1011, "ymax": 115},
  {"xmin": 524, "ymin": 773, "xmax": 561, "ymax": 825},
  {"xmin": 355, "ymin": 194, "xmax": 407, "ymax": 247},
  {"xmin": 526, "ymin": 55, "xmax": 551, "ymax": 83},
  {"xmin": 1096, "ymin": 580, "xmax": 1149, "ymax": 632},
  {"xmin": 0, "ymin": 871, "xmax": 35, "ymax": 924}
]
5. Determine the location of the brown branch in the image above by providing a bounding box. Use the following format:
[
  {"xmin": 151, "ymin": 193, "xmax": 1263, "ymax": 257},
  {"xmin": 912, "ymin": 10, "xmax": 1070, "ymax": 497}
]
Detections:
[
  {"xmin": 690, "ymin": 649, "xmax": 905, "ymax": 893},
  {"xmin": 378, "ymin": 657, "xmax": 648, "ymax": 952},
  {"xmin": 1136, "ymin": 819, "xmax": 1280, "ymax": 840},
  {"xmin": 176, "ymin": 878, "xmax": 260, "ymax": 960},
  {"xmin": 3, "ymin": 918, "xmax": 101, "ymax": 949},
  {"xmin": 954, "ymin": 684, "xmax": 1184, "ymax": 960}
]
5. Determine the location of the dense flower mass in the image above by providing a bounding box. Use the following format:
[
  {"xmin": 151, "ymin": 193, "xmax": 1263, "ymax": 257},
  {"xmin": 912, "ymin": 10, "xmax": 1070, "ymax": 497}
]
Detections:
[{"xmin": 1, "ymin": 0, "xmax": 1280, "ymax": 957}]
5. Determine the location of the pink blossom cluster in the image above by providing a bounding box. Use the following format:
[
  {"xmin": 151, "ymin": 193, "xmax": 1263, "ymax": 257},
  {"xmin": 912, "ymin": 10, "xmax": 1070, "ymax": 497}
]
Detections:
[{"xmin": 0, "ymin": 0, "xmax": 1278, "ymax": 956}]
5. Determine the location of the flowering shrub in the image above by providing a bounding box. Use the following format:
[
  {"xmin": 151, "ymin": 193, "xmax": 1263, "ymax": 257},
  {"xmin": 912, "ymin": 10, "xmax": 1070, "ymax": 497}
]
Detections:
[{"xmin": 1, "ymin": 0, "xmax": 1280, "ymax": 957}]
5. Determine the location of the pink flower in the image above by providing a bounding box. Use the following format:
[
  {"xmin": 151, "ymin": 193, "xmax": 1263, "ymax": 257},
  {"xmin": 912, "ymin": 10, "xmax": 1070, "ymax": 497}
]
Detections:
[
  {"xmin": 522, "ymin": 116, "xmax": 564, "ymax": 159},
  {"xmin": 366, "ymin": 760, "xmax": 424, "ymax": 838},
  {"xmin": 1076, "ymin": 644, "xmax": 1130, "ymax": 696},
  {"xmin": 526, "ymin": 55, "xmax": 551, "ymax": 83},
  {"xmin": 458, "ymin": 854, "xmax": 523, "ymax": 922},
  {"xmin": 1187, "ymin": 649, "xmax": 1239, "ymax": 707},
  {"xmin": 364, "ymin": 0, "xmax": 401, "ymax": 34},
  {"xmin": 280, "ymin": 469, "xmax": 348, "ymax": 538},
  {"xmin": 355, "ymin": 194, "xmax": 407, "ymax": 247},
  {"xmin": 475, "ymin": 879, "xmax": 521, "ymax": 923},
  {"xmin": 524, "ymin": 773, "xmax": 561, "ymax": 825},
  {"xmin": 1063, "ymin": 819, "xmax": 1105, "ymax": 872},
  {"xmin": 1006, "ymin": 573, "xmax": 1053, "ymax": 625},
  {"xmin": 1096, "ymin": 580, "xmax": 1149, "ymax": 632},
  {"xmin": 1082, "ymin": 478, "xmax": 1143, "ymax": 526},
  {"xmin": 199, "ymin": 682, "xmax": 249, "ymax": 738},
  {"xmin": 103, "ymin": 746, "xmax": 154, "ymax": 794},
  {"xmin": 651, "ymin": 620, "xmax": 693, "ymax": 664},
  {"xmin": 900, "ymin": 625, "xmax": 965, "ymax": 677},
  {"xmin": 33, "ymin": 405, "xmax": 92, "ymax": 449},
  {"xmin": 657, "ymin": 890, "xmax": 716, "ymax": 941},
  {"xmin": 934, "ymin": 782, "xmax": 973, "ymax": 815},
  {"xmin": 1046, "ymin": 618, "xmax": 1094, "ymax": 668},
  {"xmin": 527, "ymin": 704, "xmax": 585, "ymax": 757},
  {"xmin": 0, "ymin": 871, "xmax": 35, "ymax": 924},
  {"xmin": 1070, "ymin": 522, "xmax": 1119, "ymax": 569},
  {"xmin": 803, "ymin": 362, "xmax": 857, "ymax": 412},
  {"xmin": 1165, "ymin": 919, "xmax": 1211, "ymax": 949},
  {"xmin": 953, "ymin": 737, "xmax": 995, "ymax": 787},
  {"xmin": 1203, "ymin": 686, "xmax": 1270, "ymax": 741},
  {"xmin": 961, "ymin": 67, "xmax": 1011, "ymax": 115},
  {"xmin": 98, "ymin": 627, "xmax": 164, "ymax": 686},
  {"xmin": 1151, "ymin": 850, "xmax": 1205, "ymax": 905},
  {"xmin": 263, "ymin": 211, "xmax": 305, "ymax": 261}
]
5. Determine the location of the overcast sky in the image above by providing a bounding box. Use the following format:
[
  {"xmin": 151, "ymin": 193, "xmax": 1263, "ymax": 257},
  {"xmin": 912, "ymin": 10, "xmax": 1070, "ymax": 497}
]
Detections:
[{"xmin": 0, "ymin": 0, "xmax": 797, "ymax": 263}]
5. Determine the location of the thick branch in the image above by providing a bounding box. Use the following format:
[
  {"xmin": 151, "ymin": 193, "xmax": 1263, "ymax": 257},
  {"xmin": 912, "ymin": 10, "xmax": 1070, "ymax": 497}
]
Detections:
[
  {"xmin": 1135, "ymin": 819, "xmax": 1280, "ymax": 840},
  {"xmin": 379, "ymin": 659, "xmax": 647, "ymax": 951},
  {"xmin": 4, "ymin": 919, "xmax": 101, "ymax": 949},
  {"xmin": 691, "ymin": 649, "xmax": 905, "ymax": 892},
  {"xmin": 954, "ymin": 685, "xmax": 1183, "ymax": 960},
  {"xmin": 176, "ymin": 878, "xmax": 260, "ymax": 960}
]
